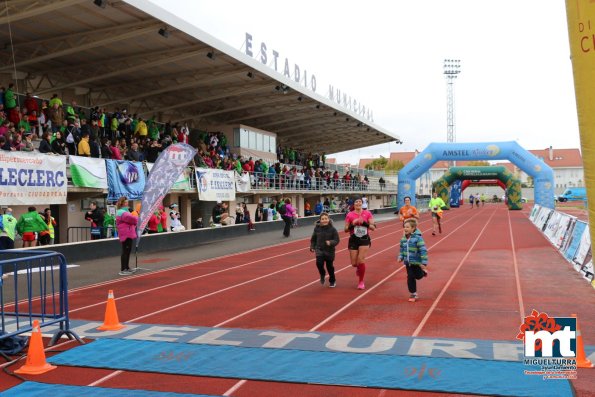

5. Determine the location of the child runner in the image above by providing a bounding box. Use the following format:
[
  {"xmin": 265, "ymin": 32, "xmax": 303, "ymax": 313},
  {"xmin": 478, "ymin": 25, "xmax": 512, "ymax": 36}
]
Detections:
[
  {"xmin": 344, "ymin": 196, "xmax": 376, "ymax": 290},
  {"xmin": 310, "ymin": 212, "xmax": 340, "ymax": 288},
  {"xmin": 398, "ymin": 218, "xmax": 428, "ymax": 302}
]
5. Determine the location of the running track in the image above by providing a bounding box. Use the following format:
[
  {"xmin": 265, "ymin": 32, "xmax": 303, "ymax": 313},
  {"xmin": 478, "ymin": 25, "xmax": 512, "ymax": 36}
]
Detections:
[{"xmin": 1, "ymin": 204, "xmax": 594, "ymax": 396}]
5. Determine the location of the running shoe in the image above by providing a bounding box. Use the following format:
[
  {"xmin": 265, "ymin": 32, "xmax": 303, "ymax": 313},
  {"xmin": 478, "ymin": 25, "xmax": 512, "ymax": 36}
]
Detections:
[
  {"xmin": 432, "ymin": 232, "xmax": 436, "ymax": 236},
  {"xmin": 408, "ymin": 293, "xmax": 418, "ymax": 302},
  {"xmin": 118, "ymin": 270, "xmax": 132, "ymax": 276},
  {"xmin": 329, "ymin": 282, "xmax": 336, "ymax": 288},
  {"xmin": 320, "ymin": 276, "xmax": 325, "ymax": 285},
  {"xmin": 357, "ymin": 281, "xmax": 365, "ymax": 290}
]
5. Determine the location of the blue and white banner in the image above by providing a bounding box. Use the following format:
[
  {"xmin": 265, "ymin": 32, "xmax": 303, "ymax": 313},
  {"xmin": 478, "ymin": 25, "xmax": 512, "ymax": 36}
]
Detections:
[
  {"xmin": 195, "ymin": 168, "xmax": 236, "ymax": 201},
  {"xmin": 564, "ymin": 221, "xmax": 587, "ymax": 262},
  {"xmin": 106, "ymin": 160, "xmax": 146, "ymax": 202},
  {"xmin": 0, "ymin": 151, "xmax": 66, "ymax": 205},
  {"xmin": 137, "ymin": 144, "xmax": 196, "ymax": 240}
]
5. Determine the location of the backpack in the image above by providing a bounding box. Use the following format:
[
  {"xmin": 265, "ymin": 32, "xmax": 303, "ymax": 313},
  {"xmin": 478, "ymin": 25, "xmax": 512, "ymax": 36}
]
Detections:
[
  {"xmin": 278, "ymin": 204, "xmax": 287, "ymax": 216},
  {"xmin": 0, "ymin": 332, "xmax": 27, "ymax": 355}
]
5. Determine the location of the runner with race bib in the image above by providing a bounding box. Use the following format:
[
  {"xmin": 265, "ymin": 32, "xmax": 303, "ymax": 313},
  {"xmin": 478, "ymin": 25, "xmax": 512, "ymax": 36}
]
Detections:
[{"xmin": 344, "ymin": 196, "xmax": 376, "ymax": 290}]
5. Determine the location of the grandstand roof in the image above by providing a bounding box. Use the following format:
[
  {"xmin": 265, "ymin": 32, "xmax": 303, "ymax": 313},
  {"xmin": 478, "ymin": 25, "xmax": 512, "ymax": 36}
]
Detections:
[{"xmin": 0, "ymin": 0, "xmax": 400, "ymax": 155}]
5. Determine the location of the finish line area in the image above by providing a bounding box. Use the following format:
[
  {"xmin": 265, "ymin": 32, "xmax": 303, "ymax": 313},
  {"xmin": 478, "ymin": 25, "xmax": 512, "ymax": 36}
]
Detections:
[{"xmin": 1, "ymin": 205, "xmax": 593, "ymax": 396}]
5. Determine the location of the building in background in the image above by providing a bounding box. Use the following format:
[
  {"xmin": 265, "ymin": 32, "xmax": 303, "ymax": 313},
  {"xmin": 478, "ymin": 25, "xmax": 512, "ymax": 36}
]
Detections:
[{"xmin": 332, "ymin": 146, "xmax": 583, "ymax": 196}]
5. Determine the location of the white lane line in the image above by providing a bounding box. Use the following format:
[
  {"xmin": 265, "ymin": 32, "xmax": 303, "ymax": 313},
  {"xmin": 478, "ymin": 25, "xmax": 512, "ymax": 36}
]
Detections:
[
  {"xmin": 222, "ymin": 208, "xmax": 485, "ymax": 396},
  {"xmin": 508, "ymin": 210, "xmax": 526, "ymax": 323},
  {"xmin": 411, "ymin": 208, "xmax": 498, "ymax": 337}
]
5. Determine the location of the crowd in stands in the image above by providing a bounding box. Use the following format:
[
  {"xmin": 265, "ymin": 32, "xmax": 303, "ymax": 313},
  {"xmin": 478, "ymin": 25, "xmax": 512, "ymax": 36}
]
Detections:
[
  {"xmin": 0, "ymin": 86, "xmax": 190, "ymax": 162},
  {"xmin": 0, "ymin": 87, "xmax": 382, "ymax": 192}
]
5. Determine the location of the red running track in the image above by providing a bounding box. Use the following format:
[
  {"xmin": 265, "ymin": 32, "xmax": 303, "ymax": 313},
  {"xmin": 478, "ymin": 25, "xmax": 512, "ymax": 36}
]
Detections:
[{"xmin": 1, "ymin": 204, "xmax": 594, "ymax": 397}]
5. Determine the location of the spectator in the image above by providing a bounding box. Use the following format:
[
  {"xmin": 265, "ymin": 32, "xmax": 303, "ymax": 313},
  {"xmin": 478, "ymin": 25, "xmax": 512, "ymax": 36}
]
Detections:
[
  {"xmin": 38, "ymin": 132, "xmax": 52, "ymax": 153},
  {"xmin": 21, "ymin": 132, "xmax": 34, "ymax": 152},
  {"xmin": 0, "ymin": 208, "xmax": 17, "ymax": 250},
  {"xmin": 51, "ymin": 131, "xmax": 67, "ymax": 155},
  {"xmin": 109, "ymin": 139, "xmax": 123, "ymax": 160},
  {"xmin": 304, "ymin": 201, "xmax": 312, "ymax": 216},
  {"xmin": 313, "ymin": 200, "xmax": 322, "ymax": 215},
  {"xmin": 168, "ymin": 203, "xmax": 185, "ymax": 232},
  {"xmin": 44, "ymin": 208, "xmax": 57, "ymax": 245},
  {"xmin": 280, "ymin": 198, "xmax": 295, "ymax": 237},
  {"xmin": 85, "ymin": 201, "xmax": 105, "ymax": 240},
  {"xmin": 212, "ymin": 201, "xmax": 231, "ymax": 226},
  {"xmin": 255, "ymin": 203, "xmax": 264, "ymax": 222},
  {"xmin": 4, "ymin": 83, "xmax": 16, "ymax": 110},
  {"xmin": 115, "ymin": 196, "xmax": 137, "ymax": 276},
  {"xmin": 126, "ymin": 142, "xmax": 143, "ymax": 161},
  {"xmin": 65, "ymin": 120, "xmax": 79, "ymax": 155},
  {"xmin": 242, "ymin": 202, "xmax": 255, "ymax": 231},
  {"xmin": 235, "ymin": 203, "xmax": 244, "ymax": 224},
  {"xmin": 147, "ymin": 211, "xmax": 160, "ymax": 234},
  {"xmin": 16, "ymin": 206, "xmax": 49, "ymax": 248},
  {"xmin": 379, "ymin": 177, "xmax": 386, "ymax": 191},
  {"xmin": 77, "ymin": 131, "xmax": 91, "ymax": 157}
]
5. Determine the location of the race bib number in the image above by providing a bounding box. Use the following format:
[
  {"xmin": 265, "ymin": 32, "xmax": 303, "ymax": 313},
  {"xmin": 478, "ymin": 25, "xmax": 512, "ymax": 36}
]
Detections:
[{"xmin": 354, "ymin": 225, "xmax": 368, "ymax": 238}]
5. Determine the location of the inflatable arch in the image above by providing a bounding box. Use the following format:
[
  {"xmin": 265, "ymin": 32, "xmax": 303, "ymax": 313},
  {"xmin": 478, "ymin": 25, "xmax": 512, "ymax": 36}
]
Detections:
[
  {"xmin": 397, "ymin": 141, "xmax": 555, "ymax": 210},
  {"xmin": 433, "ymin": 166, "xmax": 523, "ymax": 210}
]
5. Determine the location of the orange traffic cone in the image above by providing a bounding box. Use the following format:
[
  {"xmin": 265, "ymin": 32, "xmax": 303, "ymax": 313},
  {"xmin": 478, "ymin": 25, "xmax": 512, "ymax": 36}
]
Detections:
[
  {"xmin": 14, "ymin": 320, "xmax": 57, "ymax": 375},
  {"xmin": 572, "ymin": 314, "xmax": 593, "ymax": 368},
  {"xmin": 97, "ymin": 290, "xmax": 125, "ymax": 331}
]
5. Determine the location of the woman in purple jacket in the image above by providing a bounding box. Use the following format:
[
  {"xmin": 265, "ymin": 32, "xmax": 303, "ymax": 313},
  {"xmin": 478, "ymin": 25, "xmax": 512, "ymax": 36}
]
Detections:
[{"xmin": 115, "ymin": 196, "xmax": 138, "ymax": 275}]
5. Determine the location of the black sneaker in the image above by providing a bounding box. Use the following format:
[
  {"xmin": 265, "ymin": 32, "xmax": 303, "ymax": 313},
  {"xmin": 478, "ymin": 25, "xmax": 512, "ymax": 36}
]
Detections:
[
  {"xmin": 329, "ymin": 282, "xmax": 336, "ymax": 288},
  {"xmin": 320, "ymin": 276, "xmax": 325, "ymax": 285}
]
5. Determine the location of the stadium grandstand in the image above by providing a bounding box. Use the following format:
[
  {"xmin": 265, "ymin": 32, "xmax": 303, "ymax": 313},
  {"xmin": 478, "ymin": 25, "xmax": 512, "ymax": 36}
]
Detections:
[{"xmin": 0, "ymin": 0, "xmax": 402, "ymax": 245}]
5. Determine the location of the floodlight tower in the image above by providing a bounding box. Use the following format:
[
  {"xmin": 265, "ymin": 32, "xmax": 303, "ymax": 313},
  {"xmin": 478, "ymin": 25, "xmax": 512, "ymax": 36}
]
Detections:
[{"xmin": 443, "ymin": 59, "xmax": 461, "ymax": 143}]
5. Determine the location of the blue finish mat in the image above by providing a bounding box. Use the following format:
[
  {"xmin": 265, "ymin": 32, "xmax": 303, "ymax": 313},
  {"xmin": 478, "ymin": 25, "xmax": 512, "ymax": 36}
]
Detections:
[
  {"xmin": 48, "ymin": 338, "xmax": 573, "ymax": 397},
  {"xmin": 2, "ymin": 381, "xmax": 221, "ymax": 397}
]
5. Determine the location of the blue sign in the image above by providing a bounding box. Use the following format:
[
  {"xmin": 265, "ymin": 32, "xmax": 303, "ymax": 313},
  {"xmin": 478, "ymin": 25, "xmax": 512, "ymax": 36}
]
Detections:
[{"xmin": 106, "ymin": 160, "xmax": 146, "ymax": 201}]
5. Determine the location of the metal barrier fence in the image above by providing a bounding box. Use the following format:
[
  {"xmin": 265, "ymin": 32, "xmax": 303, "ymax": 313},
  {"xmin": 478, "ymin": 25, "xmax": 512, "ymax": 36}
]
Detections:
[
  {"xmin": 67, "ymin": 226, "xmax": 116, "ymax": 243},
  {"xmin": 246, "ymin": 172, "xmax": 396, "ymax": 192},
  {"xmin": 0, "ymin": 250, "xmax": 82, "ymax": 347}
]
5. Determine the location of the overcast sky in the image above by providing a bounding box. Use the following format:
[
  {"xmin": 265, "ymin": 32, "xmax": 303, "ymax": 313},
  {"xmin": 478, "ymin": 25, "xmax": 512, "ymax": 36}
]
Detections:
[{"xmin": 148, "ymin": 0, "xmax": 580, "ymax": 164}]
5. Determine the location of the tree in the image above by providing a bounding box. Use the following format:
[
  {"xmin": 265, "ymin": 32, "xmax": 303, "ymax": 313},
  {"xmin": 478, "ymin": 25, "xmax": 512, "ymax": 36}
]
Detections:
[
  {"xmin": 365, "ymin": 157, "xmax": 388, "ymax": 171},
  {"xmin": 385, "ymin": 159, "xmax": 405, "ymax": 172}
]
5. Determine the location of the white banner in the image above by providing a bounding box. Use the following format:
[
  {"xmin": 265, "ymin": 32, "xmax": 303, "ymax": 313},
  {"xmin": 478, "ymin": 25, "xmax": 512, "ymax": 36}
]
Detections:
[
  {"xmin": 146, "ymin": 163, "xmax": 191, "ymax": 191},
  {"xmin": 0, "ymin": 151, "xmax": 67, "ymax": 205},
  {"xmin": 574, "ymin": 226, "xmax": 591, "ymax": 267},
  {"xmin": 195, "ymin": 168, "xmax": 235, "ymax": 201},
  {"xmin": 69, "ymin": 156, "xmax": 107, "ymax": 188},
  {"xmin": 235, "ymin": 171, "xmax": 251, "ymax": 193}
]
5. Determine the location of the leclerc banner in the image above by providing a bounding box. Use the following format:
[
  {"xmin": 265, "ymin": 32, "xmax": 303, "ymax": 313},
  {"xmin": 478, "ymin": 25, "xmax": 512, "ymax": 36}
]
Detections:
[
  {"xmin": 106, "ymin": 159, "xmax": 146, "ymax": 202},
  {"xmin": 0, "ymin": 151, "xmax": 66, "ymax": 205},
  {"xmin": 69, "ymin": 156, "xmax": 107, "ymax": 189},
  {"xmin": 137, "ymin": 143, "xmax": 196, "ymax": 241},
  {"xmin": 195, "ymin": 168, "xmax": 236, "ymax": 201}
]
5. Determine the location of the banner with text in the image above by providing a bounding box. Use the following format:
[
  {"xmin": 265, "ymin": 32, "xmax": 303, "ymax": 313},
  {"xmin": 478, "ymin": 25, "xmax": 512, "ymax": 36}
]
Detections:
[
  {"xmin": 137, "ymin": 143, "xmax": 197, "ymax": 242},
  {"xmin": 69, "ymin": 156, "xmax": 108, "ymax": 189},
  {"xmin": 195, "ymin": 168, "xmax": 236, "ymax": 201},
  {"xmin": 106, "ymin": 160, "xmax": 146, "ymax": 202},
  {"xmin": 0, "ymin": 151, "xmax": 67, "ymax": 205}
]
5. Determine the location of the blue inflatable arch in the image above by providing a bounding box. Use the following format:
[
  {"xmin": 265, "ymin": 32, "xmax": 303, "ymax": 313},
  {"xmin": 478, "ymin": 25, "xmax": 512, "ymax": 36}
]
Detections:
[{"xmin": 397, "ymin": 141, "xmax": 555, "ymax": 209}]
